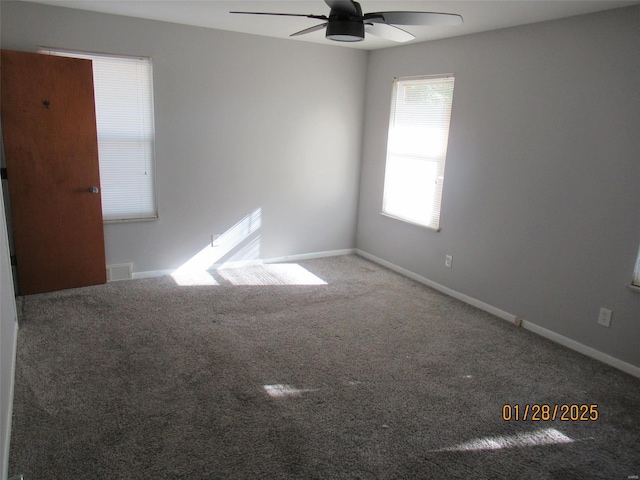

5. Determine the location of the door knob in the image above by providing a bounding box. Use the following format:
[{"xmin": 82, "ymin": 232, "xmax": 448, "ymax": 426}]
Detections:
[{"xmin": 89, "ymin": 186, "xmax": 99, "ymax": 194}]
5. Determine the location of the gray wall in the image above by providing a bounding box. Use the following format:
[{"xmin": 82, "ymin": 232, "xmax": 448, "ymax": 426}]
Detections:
[
  {"xmin": 0, "ymin": 1, "xmax": 367, "ymax": 273},
  {"xmin": 357, "ymin": 6, "xmax": 640, "ymax": 368}
]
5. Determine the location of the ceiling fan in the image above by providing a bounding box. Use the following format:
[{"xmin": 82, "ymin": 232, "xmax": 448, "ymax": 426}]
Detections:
[{"xmin": 230, "ymin": 0, "xmax": 463, "ymax": 43}]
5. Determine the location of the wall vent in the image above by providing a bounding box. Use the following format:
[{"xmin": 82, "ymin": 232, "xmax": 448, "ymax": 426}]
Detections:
[{"xmin": 107, "ymin": 263, "xmax": 133, "ymax": 282}]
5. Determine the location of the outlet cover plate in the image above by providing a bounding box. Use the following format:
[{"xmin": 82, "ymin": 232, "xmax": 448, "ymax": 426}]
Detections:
[{"xmin": 598, "ymin": 307, "xmax": 612, "ymax": 327}]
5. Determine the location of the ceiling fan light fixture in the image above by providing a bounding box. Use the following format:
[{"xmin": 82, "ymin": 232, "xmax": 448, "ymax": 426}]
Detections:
[{"xmin": 326, "ymin": 20, "xmax": 364, "ymax": 41}]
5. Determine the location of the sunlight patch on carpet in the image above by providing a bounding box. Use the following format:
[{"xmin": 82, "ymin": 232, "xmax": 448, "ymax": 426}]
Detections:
[
  {"xmin": 171, "ymin": 270, "xmax": 220, "ymax": 286},
  {"xmin": 263, "ymin": 384, "xmax": 316, "ymax": 398},
  {"xmin": 436, "ymin": 428, "xmax": 573, "ymax": 452},
  {"xmin": 219, "ymin": 264, "xmax": 327, "ymax": 286}
]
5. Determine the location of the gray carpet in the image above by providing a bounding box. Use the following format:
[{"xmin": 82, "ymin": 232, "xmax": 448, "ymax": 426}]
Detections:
[{"xmin": 8, "ymin": 254, "xmax": 640, "ymax": 479}]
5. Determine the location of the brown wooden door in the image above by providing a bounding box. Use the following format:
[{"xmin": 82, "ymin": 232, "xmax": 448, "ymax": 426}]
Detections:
[{"xmin": 1, "ymin": 50, "xmax": 106, "ymax": 295}]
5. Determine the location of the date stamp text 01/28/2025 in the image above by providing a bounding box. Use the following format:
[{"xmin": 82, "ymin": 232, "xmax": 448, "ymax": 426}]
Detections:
[{"xmin": 502, "ymin": 404, "xmax": 599, "ymax": 421}]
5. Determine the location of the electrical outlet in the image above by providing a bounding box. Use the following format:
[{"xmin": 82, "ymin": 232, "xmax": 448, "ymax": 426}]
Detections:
[
  {"xmin": 598, "ymin": 307, "xmax": 612, "ymax": 328},
  {"xmin": 445, "ymin": 255, "xmax": 453, "ymax": 268}
]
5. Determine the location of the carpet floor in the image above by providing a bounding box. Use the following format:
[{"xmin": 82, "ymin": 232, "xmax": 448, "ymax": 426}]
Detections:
[{"xmin": 8, "ymin": 254, "xmax": 640, "ymax": 479}]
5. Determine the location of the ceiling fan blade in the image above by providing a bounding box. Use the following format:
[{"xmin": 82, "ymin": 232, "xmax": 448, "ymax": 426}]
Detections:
[
  {"xmin": 364, "ymin": 11, "xmax": 463, "ymax": 26},
  {"xmin": 365, "ymin": 23, "xmax": 414, "ymax": 43},
  {"xmin": 230, "ymin": 11, "xmax": 328, "ymax": 21},
  {"xmin": 324, "ymin": 0, "xmax": 358, "ymax": 15},
  {"xmin": 290, "ymin": 23, "xmax": 328, "ymax": 37}
]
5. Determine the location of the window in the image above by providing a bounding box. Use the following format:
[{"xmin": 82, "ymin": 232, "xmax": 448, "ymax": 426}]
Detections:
[
  {"xmin": 39, "ymin": 48, "xmax": 157, "ymax": 222},
  {"xmin": 382, "ymin": 75, "xmax": 455, "ymax": 230},
  {"xmin": 633, "ymin": 245, "xmax": 640, "ymax": 288}
]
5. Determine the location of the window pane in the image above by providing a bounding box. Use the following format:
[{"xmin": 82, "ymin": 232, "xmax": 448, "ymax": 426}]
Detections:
[
  {"xmin": 98, "ymin": 141, "xmax": 155, "ymax": 219},
  {"xmin": 388, "ymin": 125, "xmax": 448, "ymax": 158},
  {"xmin": 383, "ymin": 156, "xmax": 437, "ymax": 226}
]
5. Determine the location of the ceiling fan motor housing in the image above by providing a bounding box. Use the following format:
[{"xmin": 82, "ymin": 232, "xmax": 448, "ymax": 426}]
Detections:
[{"xmin": 326, "ymin": 1, "xmax": 365, "ymax": 41}]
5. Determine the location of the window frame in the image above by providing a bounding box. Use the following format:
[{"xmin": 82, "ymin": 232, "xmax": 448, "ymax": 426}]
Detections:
[
  {"xmin": 631, "ymin": 245, "xmax": 640, "ymax": 291},
  {"xmin": 381, "ymin": 74, "xmax": 455, "ymax": 231}
]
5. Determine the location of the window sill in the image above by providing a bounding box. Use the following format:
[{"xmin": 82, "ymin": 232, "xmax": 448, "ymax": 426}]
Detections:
[
  {"xmin": 380, "ymin": 212, "xmax": 440, "ymax": 232},
  {"xmin": 627, "ymin": 284, "xmax": 640, "ymax": 293},
  {"xmin": 104, "ymin": 216, "xmax": 158, "ymax": 224}
]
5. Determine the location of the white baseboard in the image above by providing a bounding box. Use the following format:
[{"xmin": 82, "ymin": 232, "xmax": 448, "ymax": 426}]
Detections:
[
  {"xmin": 521, "ymin": 320, "xmax": 640, "ymax": 379},
  {"xmin": 355, "ymin": 249, "xmax": 640, "ymax": 379},
  {"xmin": 262, "ymin": 248, "xmax": 356, "ymax": 264},
  {"xmin": 131, "ymin": 248, "xmax": 356, "ymax": 280},
  {"xmin": 356, "ymin": 249, "xmax": 515, "ymax": 321}
]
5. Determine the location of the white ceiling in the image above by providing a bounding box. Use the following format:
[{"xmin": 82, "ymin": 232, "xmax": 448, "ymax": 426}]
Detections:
[{"xmin": 17, "ymin": 0, "xmax": 640, "ymax": 50}]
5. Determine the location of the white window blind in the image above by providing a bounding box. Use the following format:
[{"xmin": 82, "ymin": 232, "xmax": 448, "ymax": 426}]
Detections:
[
  {"xmin": 39, "ymin": 48, "xmax": 157, "ymax": 221},
  {"xmin": 382, "ymin": 75, "xmax": 455, "ymax": 230}
]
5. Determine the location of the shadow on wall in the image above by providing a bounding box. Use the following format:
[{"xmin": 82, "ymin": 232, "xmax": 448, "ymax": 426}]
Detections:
[{"xmin": 170, "ymin": 207, "xmax": 326, "ymax": 286}]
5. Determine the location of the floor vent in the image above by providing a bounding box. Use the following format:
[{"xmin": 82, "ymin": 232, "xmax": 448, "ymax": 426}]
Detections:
[{"xmin": 107, "ymin": 263, "xmax": 133, "ymax": 282}]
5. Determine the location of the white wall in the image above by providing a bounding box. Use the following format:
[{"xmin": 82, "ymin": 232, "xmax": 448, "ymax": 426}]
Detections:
[
  {"xmin": 1, "ymin": 4, "xmax": 18, "ymax": 465},
  {"xmin": 357, "ymin": 6, "xmax": 640, "ymax": 369},
  {"xmin": 0, "ymin": 1, "xmax": 368, "ymax": 274},
  {"xmin": 0, "ymin": 180, "xmax": 18, "ymax": 479}
]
